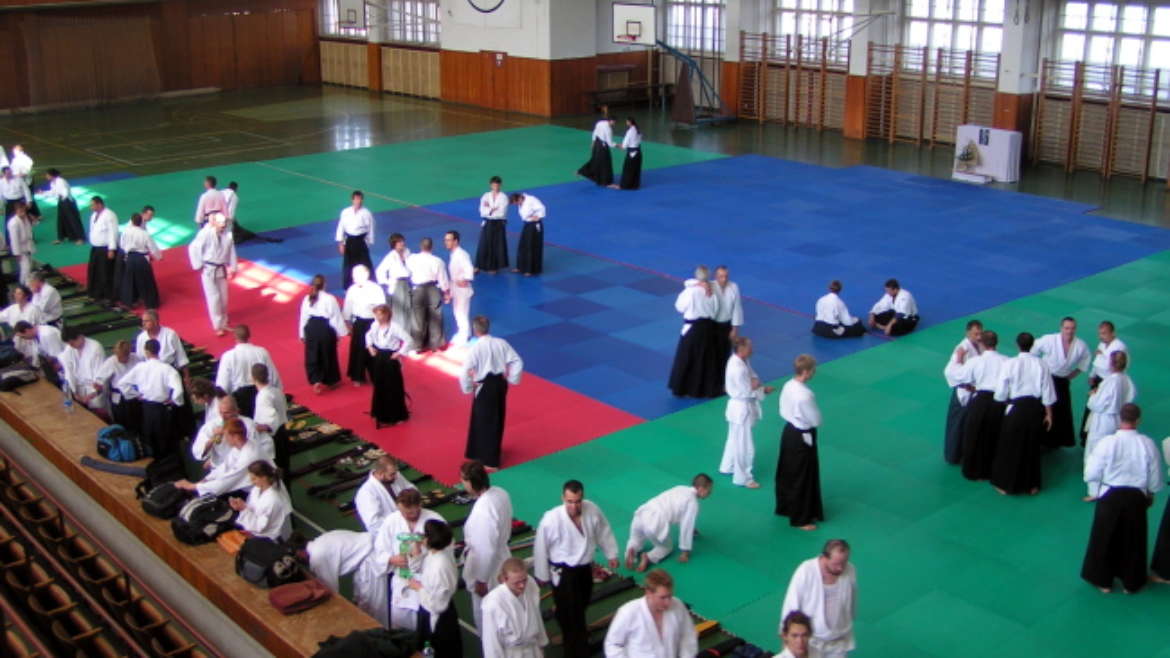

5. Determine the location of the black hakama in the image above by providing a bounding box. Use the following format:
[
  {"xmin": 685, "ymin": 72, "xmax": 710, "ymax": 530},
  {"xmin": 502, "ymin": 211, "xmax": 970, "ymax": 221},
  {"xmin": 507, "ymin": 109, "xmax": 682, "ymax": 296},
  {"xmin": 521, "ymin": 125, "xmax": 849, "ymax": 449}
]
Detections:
[
  {"xmin": 618, "ymin": 147, "xmax": 642, "ymax": 190},
  {"xmin": 111, "ymin": 394, "xmax": 142, "ymax": 438},
  {"xmin": 990, "ymin": 397, "xmax": 1045, "ymax": 494},
  {"xmin": 465, "ymin": 373, "xmax": 507, "ymax": 468},
  {"xmin": 961, "ymin": 391, "xmax": 1005, "ymax": 480},
  {"xmin": 1148, "ymin": 497, "xmax": 1170, "ymax": 580},
  {"xmin": 86, "ymin": 246, "xmax": 116, "ymax": 302},
  {"xmin": 56, "ymin": 197, "xmax": 85, "ymax": 242},
  {"xmin": 475, "ymin": 220, "xmax": 509, "ymax": 271},
  {"xmin": 576, "ymin": 138, "xmax": 613, "ymax": 186},
  {"xmin": 775, "ymin": 423, "xmax": 823, "ymax": 527},
  {"xmin": 667, "ymin": 318, "xmax": 724, "ymax": 398},
  {"xmin": 1082, "ymin": 486, "xmax": 1151, "ymax": 593},
  {"xmin": 515, "ymin": 221, "xmax": 543, "ymax": 275},
  {"xmin": 713, "ymin": 320, "xmax": 733, "ymax": 364},
  {"xmin": 347, "ymin": 317, "xmax": 374, "ymax": 383},
  {"xmin": 303, "ymin": 317, "xmax": 341, "ymax": 386},
  {"xmin": 1043, "ymin": 375, "xmax": 1075, "ymax": 449},
  {"xmin": 119, "ymin": 252, "xmax": 160, "ymax": 309},
  {"xmin": 872, "ymin": 310, "xmax": 919, "ymax": 336},
  {"xmin": 140, "ymin": 401, "xmax": 173, "ymax": 459},
  {"xmin": 416, "ymin": 604, "xmax": 463, "ymax": 658},
  {"xmin": 341, "ymin": 234, "xmax": 373, "ymax": 289},
  {"xmin": 232, "ymin": 385, "xmax": 258, "ymax": 419},
  {"xmin": 811, "ymin": 320, "xmax": 866, "ymax": 338},
  {"xmin": 943, "ymin": 389, "xmax": 967, "ymax": 465},
  {"xmin": 551, "ymin": 563, "xmax": 593, "ymax": 657},
  {"xmin": 369, "ymin": 349, "xmax": 409, "ymax": 426}
]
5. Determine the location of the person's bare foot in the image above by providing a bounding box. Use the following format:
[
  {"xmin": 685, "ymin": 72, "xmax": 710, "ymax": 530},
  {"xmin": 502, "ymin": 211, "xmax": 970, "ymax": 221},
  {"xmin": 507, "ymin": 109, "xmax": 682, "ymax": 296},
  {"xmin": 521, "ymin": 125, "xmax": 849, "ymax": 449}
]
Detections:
[
  {"xmin": 994, "ymin": 486, "xmax": 1007, "ymax": 496},
  {"xmin": 625, "ymin": 548, "xmax": 636, "ymax": 570},
  {"xmin": 1082, "ymin": 495, "xmax": 1097, "ymax": 502},
  {"xmin": 511, "ymin": 268, "xmax": 520, "ymax": 273},
  {"xmin": 215, "ymin": 329, "xmax": 227, "ymax": 337},
  {"xmin": 636, "ymin": 553, "xmax": 650, "ymax": 572},
  {"xmin": 312, "ymin": 382, "xmax": 325, "ymax": 394},
  {"xmin": 1029, "ymin": 488, "xmax": 1040, "ymax": 496},
  {"xmin": 606, "ymin": 184, "xmax": 620, "ymax": 189},
  {"xmin": 484, "ymin": 466, "xmax": 499, "ymax": 473},
  {"xmin": 745, "ymin": 481, "xmax": 760, "ymax": 489},
  {"xmin": 1150, "ymin": 573, "xmax": 1170, "ymax": 584},
  {"xmin": 799, "ymin": 524, "xmax": 817, "ymax": 531},
  {"xmin": 1097, "ymin": 586, "xmax": 1111, "ymax": 594},
  {"xmin": 52, "ymin": 240, "xmax": 61, "ymax": 245}
]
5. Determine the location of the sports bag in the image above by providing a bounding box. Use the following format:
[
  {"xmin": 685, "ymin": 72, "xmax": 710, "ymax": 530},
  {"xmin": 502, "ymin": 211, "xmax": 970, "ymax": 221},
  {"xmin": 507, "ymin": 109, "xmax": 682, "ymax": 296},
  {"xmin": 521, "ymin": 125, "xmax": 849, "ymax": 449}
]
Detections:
[
  {"xmin": 236, "ymin": 537, "xmax": 304, "ymax": 588},
  {"xmin": 134, "ymin": 454, "xmax": 186, "ymax": 501},
  {"xmin": 96, "ymin": 425, "xmax": 147, "ymax": 463},
  {"xmin": 171, "ymin": 495, "xmax": 238, "ymax": 545},
  {"xmin": 140, "ymin": 482, "xmax": 190, "ymax": 519},
  {"xmin": 268, "ymin": 578, "xmax": 331, "ymax": 614},
  {"xmin": 0, "ymin": 340, "xmax": 22, "ymax": 369},
  {"xmin": 0, "ymin": 362, "xmax": 38, "ymax": 393}
]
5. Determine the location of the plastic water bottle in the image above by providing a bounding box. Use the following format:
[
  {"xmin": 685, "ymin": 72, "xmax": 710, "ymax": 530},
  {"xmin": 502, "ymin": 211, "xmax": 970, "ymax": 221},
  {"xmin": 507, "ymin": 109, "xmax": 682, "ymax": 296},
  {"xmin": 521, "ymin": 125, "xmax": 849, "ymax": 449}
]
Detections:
[
  {"xmin": 421, "ymin": 641, "xmax": 434, "ymax": 657},
  {"xmin": 62, "ymin": 380, "xmax": 74, "ymax": 414}
]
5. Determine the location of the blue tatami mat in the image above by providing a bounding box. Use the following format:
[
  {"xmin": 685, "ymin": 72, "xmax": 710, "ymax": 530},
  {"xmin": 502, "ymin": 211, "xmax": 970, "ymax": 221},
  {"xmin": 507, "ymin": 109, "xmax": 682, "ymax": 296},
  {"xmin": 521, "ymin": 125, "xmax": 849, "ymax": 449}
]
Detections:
[{"xmin": 427, "ymin": 155, "xmax": 1170, "ymax": 331}]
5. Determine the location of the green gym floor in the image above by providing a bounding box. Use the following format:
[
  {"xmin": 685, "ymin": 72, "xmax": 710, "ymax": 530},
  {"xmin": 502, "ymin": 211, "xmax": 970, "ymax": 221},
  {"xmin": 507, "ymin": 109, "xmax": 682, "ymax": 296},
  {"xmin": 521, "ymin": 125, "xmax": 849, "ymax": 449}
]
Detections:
[{"xmin": 9, "ymin": 86, "xmax": 1170, "ymax": 657}]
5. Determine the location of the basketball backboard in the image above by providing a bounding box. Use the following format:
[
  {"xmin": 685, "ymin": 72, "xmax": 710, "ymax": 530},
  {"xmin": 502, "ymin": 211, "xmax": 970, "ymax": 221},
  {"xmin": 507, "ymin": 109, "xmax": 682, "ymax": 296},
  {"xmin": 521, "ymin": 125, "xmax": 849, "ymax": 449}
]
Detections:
[{"xmin": 612, "ymin": 2, "xmax": 656, "ymax": 47}]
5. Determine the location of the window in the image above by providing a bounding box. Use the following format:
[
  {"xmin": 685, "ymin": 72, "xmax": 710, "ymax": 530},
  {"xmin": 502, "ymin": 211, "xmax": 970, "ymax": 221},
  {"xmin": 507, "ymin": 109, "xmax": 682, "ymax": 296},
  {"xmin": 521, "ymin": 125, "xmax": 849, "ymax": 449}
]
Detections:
[
  {"xmin": 772, "ymin": 0, "xmax": 854, "ymax": 66},
  {"xmin": 904, "ymin": 0, "xmax": 1005, "ymax": 52},
  {"xmin": 1057, "ymin": 1, "xmax": 1170, "ymax": 96},
  {"xmin": 320, "ymin": 0, "xmax": 441, "ymax": 46},
  {"xmin": 666, "ymin": 0, "xmax": 726, "ymax": 53}
]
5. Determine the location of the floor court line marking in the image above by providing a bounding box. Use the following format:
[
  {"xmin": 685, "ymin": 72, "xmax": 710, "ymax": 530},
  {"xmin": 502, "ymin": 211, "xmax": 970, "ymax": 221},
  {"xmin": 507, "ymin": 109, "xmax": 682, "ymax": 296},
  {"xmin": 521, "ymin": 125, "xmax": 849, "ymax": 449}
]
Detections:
[
  {"xmin": 254, "ymin": 161, "xmax": 893, "ymax": 338},
  {"xmin": 1, "ymin": 125, "xmax": 138, "ymax": 168}
]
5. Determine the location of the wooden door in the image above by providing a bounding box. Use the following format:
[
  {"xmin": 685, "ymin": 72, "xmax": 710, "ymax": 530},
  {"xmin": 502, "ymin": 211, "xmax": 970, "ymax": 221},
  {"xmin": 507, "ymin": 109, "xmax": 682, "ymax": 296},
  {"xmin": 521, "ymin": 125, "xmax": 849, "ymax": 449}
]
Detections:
[{"xmin": 481, "ymin": 50, "xmax": 509, "ymax": 111}]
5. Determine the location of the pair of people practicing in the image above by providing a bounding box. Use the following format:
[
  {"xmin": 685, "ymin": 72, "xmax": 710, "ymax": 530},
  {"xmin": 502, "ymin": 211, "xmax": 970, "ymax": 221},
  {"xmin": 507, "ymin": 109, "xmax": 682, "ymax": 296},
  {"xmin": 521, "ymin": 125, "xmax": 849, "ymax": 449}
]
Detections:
[{"xmin": 812, "ymin": 278, "xmax": 919, "ymax": 338}]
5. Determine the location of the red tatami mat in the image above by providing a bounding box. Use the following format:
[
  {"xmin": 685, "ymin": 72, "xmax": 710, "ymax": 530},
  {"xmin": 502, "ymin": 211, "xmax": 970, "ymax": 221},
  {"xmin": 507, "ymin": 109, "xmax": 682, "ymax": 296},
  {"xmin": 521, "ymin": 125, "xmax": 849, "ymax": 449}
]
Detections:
[{"xmin": 61, "ymin": 250, "xmax": 642, "ymax": 484}]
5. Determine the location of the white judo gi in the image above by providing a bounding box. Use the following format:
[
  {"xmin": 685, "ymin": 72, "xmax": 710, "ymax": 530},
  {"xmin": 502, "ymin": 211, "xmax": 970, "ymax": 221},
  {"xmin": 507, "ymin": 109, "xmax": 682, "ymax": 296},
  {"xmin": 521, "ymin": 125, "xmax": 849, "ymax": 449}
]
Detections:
[
  {"xmin": 1084, "ymin": 371, "xmax": 1137, "ymax": 497},
  {"xmin": 447, "ymin": 245, "xmax": 474, "ymax": 345},
  {"xmin": 480, "ymin": 576, "xmax": 548, "ymax": 658},
  {"xmin": 603, "ymin": 595, "xmax": 698, "ymax": 657},
  {"xmin": 307, "ymin": 529, "xmax": 373, "ymax": 593},
  {"xmin": 720, "ymin": 353, "xmax": 767, "ymax": 486},
  {"xmin": 187, "ymin": 220, "xmax": 237, "ymax": 332},
  {"xmin": 464, "ymin": 486, "xmax": 513, "ymax": 631},
  {"xmin": 625, "ymin": 486, "xmax": 700, "ymax": 564},
  {"xmin": 780, "ymin": 557, "xmax": 857, "ymax": 658},
  {"xmin": 367, "ymin": 508, "xmax": 446, "ymax": 630},
  {"xmin": 353, "ymin": 472, "xmax": 418, "ymax": 534}
]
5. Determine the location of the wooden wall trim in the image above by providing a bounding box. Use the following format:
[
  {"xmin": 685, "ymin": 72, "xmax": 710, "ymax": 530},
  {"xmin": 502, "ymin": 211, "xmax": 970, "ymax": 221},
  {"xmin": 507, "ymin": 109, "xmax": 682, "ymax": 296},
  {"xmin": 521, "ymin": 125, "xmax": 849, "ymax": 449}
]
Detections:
[{"xmin": 843, "ymin": 74, "xmax": 867, "ymax": 139}]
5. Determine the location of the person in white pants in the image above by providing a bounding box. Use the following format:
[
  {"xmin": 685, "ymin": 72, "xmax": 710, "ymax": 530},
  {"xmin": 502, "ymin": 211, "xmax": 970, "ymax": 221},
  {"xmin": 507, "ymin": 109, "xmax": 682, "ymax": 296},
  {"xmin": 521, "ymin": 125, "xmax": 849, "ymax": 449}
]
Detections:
[
  {"xmin": 444, "ymin": 230, "xmax": 474, "ymax": 346},
  {"xmin": 624, "ymin": 474, "xmax": 712, "ymax": 572},
  {"xmin": 720, "ymin": 336, "xmax": 774, "ymax": 488},
  {"xmin": 187, "ymin": 213, "xmax": 237, "ymax": 336},
  {"xmin": 7, "ymin": 201, "xmax": 35, "ymax": 285}
]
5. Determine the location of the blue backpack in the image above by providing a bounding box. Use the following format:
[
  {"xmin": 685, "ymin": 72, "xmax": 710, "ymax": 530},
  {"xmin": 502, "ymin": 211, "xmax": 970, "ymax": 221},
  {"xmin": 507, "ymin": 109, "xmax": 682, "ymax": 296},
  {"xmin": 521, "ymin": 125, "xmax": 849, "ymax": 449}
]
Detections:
[{"xmin": 97, "ymin": 425, "xmax": 148, "ymax": 462}]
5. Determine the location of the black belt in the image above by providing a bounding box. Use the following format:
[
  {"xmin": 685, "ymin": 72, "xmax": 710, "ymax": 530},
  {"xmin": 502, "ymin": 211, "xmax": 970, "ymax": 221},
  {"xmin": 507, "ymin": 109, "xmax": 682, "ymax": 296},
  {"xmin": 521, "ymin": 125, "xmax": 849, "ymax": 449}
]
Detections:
[
  {"xmin": 1009, "ymin": 396, "xmax": 1039, "ymax": 403},
  {"xmin": 413, "ymin": 281, "xmax": 436, "ymax": 287}
]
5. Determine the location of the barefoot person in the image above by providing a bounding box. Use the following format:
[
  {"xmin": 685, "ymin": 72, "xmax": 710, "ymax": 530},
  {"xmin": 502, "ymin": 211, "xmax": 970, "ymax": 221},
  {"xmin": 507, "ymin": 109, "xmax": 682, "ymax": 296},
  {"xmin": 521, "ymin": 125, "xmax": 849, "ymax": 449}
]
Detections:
[{"xmin": 624, "ymin": 474, "xmax": 712, "ymax": 572}]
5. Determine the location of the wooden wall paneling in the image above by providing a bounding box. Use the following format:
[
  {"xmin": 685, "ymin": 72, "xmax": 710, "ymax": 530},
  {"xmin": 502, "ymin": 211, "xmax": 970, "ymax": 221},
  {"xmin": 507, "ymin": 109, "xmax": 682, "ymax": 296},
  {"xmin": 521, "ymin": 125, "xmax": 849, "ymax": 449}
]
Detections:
[
  {"xmin": 0, "ymin": 15, "xmax": 26, "ymax": 109},
  {"xmin": 425, "ymin": 50, "xmax": 440, "ymax": 98},
  {"xmin": 720, "ymin": 60, "xmax": 739, "ymax": 116},
  {"xmin": 506, "ymin": 56, "xmax": 550, "ymax": 115},
  {"xmin": 550, "ymin": 57, "xmax": 590, "ymax": 116},
  {"xmin": 158, "ymin": 0, "xmax": 190, "ymax": 90},
  {"xmin": 232, "ymin": 13, "xmax": 261, "ymax": 89},
  {"xmin": 367, "ymin": 42, "xmax": 382, "ymax": 91}
]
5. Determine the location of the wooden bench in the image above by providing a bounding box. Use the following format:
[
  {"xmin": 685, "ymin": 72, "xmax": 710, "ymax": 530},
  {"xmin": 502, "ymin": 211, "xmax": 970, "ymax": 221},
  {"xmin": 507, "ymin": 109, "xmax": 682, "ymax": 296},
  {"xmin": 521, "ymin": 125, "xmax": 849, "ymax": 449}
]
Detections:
[
  {"xmin": 0, "ymin": 380, "xmax": 381, "ymax": 657},
  {"xmin": 586, "ymin": 82, "xmax": 674, "ymax": 111}
]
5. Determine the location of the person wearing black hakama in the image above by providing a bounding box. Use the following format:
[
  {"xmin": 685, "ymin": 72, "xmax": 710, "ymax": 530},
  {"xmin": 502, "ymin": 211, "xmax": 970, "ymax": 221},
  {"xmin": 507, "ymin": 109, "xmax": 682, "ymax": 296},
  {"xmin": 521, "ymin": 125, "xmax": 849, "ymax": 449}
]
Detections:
[
  {"xmin": 118, "ymin": 213, "xmax": 162, "ymax": 309},
  {"xmin": 366, "ymin": 305, "xmax": 410, "ymax": 428},
  {"xmin": 990, "ymin": 333, "xmax": 1056, "ymax": 495},
  {"xmin": 668, "ymin": 268, "xmax": 722, "ymax": 398},
  {"xmin": 299, "ymin": 275, "xmax": 347, "ymax": 393},
  {"xmin": 775, "ymin": 355, "xmax": 823, "ymax": 530},
  {"xmin": 942, "ymin": 320, "xmax": 983, "ymax": 465},
  {"xmin": 612, "ymin": 118, "xmax": 643, "ymax": 190},
  {"xmin": 711, "ymin": 266, "xmax": 743, "ymax": 362},
  {"xmin": 812, "ymin": 280, "xmax": 866, "ymax": 339},
  {"xmin": 1080, "ymin": 404, "xmax": 1161, "ymax": 593},
  {"xmin": 868, "ymin": 278, "xmax": 919, "ymax": 336},
  {"xmin": 413, "ymin": 521, "xmax": 463, "ymax": 658},
  {"xmin": 86, "ymin": 197, "xmax": 119, "ymax": 303},
  {"xmin": 335, "ymin": 191, "xmax": 375, "ymax": 289},
  {"xmin": 957, "ymin": 332, "xmax": 1010, "ymax": 480},
  {"xmin": 1034, "ymin": 318, "xmax": 1090, "ymax": 449},
  {"xmin": 475, "ymin": 176, "xmax": 509, "ymax": 273},
  {"xmin": 461, "ymin": 316, "xmax": 523, "ymax": 469},
  {"xmin": 343, "ymin": 265, "xmax": 386, "ymax": 385},
  {"xmin": 576, "ymin": 117, "xmax": 615, "ymax": 186},
  {"xmin": 116, "ymin": 339, "xmax": 183, "ymax": 459},
  {"xmin": 44, "ymin": 170, "xmax": 85, "ymax": 244},
  {"xmin": 510, "ymin": 193, "xmax": 545, "ymax": 276}
]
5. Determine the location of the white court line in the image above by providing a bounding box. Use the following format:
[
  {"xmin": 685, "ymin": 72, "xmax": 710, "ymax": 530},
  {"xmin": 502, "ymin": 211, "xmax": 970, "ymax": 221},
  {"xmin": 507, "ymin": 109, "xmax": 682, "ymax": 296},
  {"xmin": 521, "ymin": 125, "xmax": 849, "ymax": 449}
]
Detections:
[
  {"xmin": 81, "ymin": 148, "xmax": 138, "ymax": 167},
  {"xmin": 236, "ymin": 130, "xmax": 291, "ymax": 147}
]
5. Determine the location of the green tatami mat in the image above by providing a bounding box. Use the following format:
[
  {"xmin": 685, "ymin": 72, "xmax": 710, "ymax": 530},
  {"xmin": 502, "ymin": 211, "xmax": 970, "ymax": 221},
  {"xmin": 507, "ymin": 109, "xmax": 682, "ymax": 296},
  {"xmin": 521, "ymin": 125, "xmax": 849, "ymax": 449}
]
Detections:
[
  {"xmin": 33, "ymin": 124, "xmax": 724, "ymax": 267},
  {"xmin": 494, "ymin": 249, "xmax": 1170, "ymax": 657}
]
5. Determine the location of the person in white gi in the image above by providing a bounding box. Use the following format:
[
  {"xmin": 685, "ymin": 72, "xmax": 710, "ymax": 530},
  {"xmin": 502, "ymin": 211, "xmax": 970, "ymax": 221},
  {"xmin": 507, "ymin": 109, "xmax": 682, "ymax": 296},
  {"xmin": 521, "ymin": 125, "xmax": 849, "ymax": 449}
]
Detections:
[
  {"xmin": 780, "ymin": 539, "xmax": 857, "ymax": 658},
  {"xmin": 216, "ymin": 324, "xmax": 282, "ymax": 395},
  {"xmin": 990, "ymin": 332, "xmax": 1057, "ymax": 496},
  {"xmin": 942, "ymin": 320, "xmax": 983, "ymax": 465},
  {"xmin": 1081, "ymin": 320, "xmax": 1128, "ymax": 440},
  {"xmin": 366, "ymin": 489, "xmax": 447, "ymax": 629},
  {"xmin": 712, "ymin": 265, "xmax": 744, "ymax": 343},
  {"xmin": 43, "ymin": 168, "xmax": 85, "ymax": 244},
  {"xmin": 85, "ymin": 196, "xmax": 119, "ymax": 303},
  {"xmin": 187, "ymin": 213, "xmax": 237, "ymax": 335},
  {"xmin": 461, "ymin": 315, "xmax": 524, "ymax": 469},
  {"xmin": 117, "ymin": 339, "xmax": 184, "ymax": 458},
  {"xmin": 812, "ymin": 280, "xmax": 865, "ymax": 338},
  {"xmin": 532, "ymin": 479, "xmax": 619, "ymax": 658},
  {"xmin": 375, "ymin": 233, "xmax": 413, "ymax": 335},
  {"xmin": 175, "ymin": 418, "xmax": 268, "ymax": 496},
  {"xmin": 1034, "ymin": 317, "xmax": 1090, "ymax": 450},
  {"xmin": 603, "ymin": 568, "xmax": 698, "ymax": 658},
  {"xmin": 0, "ymin": 166, "xmax": 31, "ymax": 220},
  {"xmin": 719, "ymin": 337, "xmax": 774, "ymax": 488},
  {"xmin": 28, "ymin": 273, "xmax": 62, "ymax": 327},
  {"xmin": 13, "ymin": 322, "xmax": 64, "ymax": 369},
  {"xmin": 1083, "ymin": 351, "xmax": 1136, "ymax": 501},
  {"xmin": 6, "ymin": 202, "xmax": 35, "ymax": 285},
  {"xmin": 230, "ymin": 460, "xmax": 292, "ymax": 541},
  {"xmin": 461, "ymin": 460, "xmax": 513, "ymax": 632},
  {"xmin": 624, "ymin": 474, "xmax": 713, "ymax": 572},
  {"xmin": 222, "ymin": 181, "xmax": 239, "ymax": 224},
  {"xmin": 136, "ymin": 311, "xmax": 190, "ymax": 374},
  {"xmin": 60, "ymin": 327, "xmax": 105, "ymax": 411},
  {"xmin": 1, "ymin": 285, "xmax": 44, "ymax": 328},
  {"xmin": 480, "ymin": 558, "xmax": 548, "ymax": 658},
  {"xmin": 342, "ymin": 264, "xmax": 386, "ymax": 384},
  {"xmin": 251, "ymin": 363, "xmax": 287, "ymax": 478},
  {"xmin": 777, "ymin": 610, "xmax": 813, "ymax": 658},
  {"xmin": 94, "ymin": 340, "xmax": 142, "ymax": 423},
  {"xmin": 407, "ymin": 520, "xmax": 463, "ymax": 655},
  {"xmin": 191, "ymin": 393, "xmax": 258, "ymax": 471},
  {"xmin": 306, "ymin": 529, "xmax": 373, "ymax": 593},
  {"xmin": 336, "ymin": 190, "xmax": 375, "ymax": 289},
  {"xmin": 193, "ymin": 175, "xmax": 226, "ymax": 226},
  {"xmin": 354, "ymin": 456, "xmax": 418, "ymax": 534},
  {"xmin": 405, "ymin": 237, "xmax": 450, "ymax": 352},
  {"xmin": 867, "ymin": 278, "xmax": 918, "ymax": 336},
  {"xmin": 475, "ymin": 176, "xmax": 509, "ymax": 273},
  {"xmin": 444, "ymin": 230, "xmax": 474, "ymax": 346}
]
